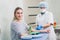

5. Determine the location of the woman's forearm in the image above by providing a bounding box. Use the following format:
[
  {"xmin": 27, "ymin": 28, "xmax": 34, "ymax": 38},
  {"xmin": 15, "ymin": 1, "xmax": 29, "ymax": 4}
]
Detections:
[
  {"xmin": 31, "ymin": 29, "xmax": 50, "ymax": 33},
  {"xmin": 38, "ymin": 30, "xmax": 50, "ymax": 33}
]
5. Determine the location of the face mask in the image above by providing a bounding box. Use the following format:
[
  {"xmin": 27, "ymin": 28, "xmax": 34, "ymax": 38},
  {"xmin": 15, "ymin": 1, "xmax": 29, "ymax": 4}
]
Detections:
[{"xmin": 40, "ymin": 9, "xmax": 46, "ymax": 12}]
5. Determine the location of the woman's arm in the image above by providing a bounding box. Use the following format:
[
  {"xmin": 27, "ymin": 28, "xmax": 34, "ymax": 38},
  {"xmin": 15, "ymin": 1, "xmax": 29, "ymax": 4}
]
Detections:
[{"xmin": 31, "ymin": 28, "xmax": 50, "ymax": 33}]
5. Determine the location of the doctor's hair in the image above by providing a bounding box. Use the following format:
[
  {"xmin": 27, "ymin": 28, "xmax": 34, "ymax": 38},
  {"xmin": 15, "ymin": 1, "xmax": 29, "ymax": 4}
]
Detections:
[{"xmin": 13, "ymin": 7, "xmax": 23, "ymax": 20}]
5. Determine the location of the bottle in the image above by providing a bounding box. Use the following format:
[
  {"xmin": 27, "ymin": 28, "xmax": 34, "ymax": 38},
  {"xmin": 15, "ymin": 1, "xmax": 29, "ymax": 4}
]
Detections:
[{"xmin": 54, "ymin": 21, "xmax": 56, "ymax": 28}]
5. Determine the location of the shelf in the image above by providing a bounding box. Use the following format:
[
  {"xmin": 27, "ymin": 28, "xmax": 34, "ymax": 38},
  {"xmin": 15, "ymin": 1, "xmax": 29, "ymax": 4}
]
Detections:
[
  {"xmin": 28, "ymin": 22, "xmax": 36, "ymax": 25},
  {"xmin": 28, "ymin": 6, "xmax": 39, "ymax": 8},
  {"xmin": 29, "ymin": 14, "xmax": 37, "ymax": 16}
]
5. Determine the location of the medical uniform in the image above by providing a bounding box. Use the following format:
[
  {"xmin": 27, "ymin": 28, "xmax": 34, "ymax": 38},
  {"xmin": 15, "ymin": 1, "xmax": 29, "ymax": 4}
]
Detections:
[
  {"xmin": 36, "ymin": 11, "xmax": 56, "ymax": 40},
  {"xmin": 11, "ymin": 20, "xmax": 29, "ymax": 40}
]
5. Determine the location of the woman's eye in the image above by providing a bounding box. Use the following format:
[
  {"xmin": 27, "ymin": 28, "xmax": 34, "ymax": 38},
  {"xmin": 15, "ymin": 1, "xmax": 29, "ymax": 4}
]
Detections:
[
  {"xmin": 17, "ymin": 12, "xmax": 20, "ymax": 14},
  {"xmin": 21, "ymin": 12, "xmax": 23, "ymax": 14},
  {"xmin": 17, "ymin": 12, "xmax": 23, "ymax": 14}
]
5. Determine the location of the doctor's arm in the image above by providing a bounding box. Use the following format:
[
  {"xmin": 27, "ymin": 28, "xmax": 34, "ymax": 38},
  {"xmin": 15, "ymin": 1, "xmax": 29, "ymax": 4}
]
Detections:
[
  {"xmin": 42, "ymin": 23, "xmax": 53, "ymax": 28},
  {"xmin": 43, "ymin": 13, "xmax": 54, "ymax": 28}
]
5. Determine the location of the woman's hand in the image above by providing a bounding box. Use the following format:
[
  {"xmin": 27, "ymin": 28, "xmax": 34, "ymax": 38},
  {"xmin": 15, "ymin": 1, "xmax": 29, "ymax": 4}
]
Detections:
[
  {"xmin": 21, "ymin": 33, "xmax": 28, "ymax": 38},
  {"xmin": 21, "ymin": 33, "xmax": 28, "ymax": 37}
]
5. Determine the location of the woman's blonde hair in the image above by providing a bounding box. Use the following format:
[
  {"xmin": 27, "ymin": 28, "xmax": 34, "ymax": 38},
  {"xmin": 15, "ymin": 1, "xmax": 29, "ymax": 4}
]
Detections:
[{"xmin": 13, "ymin": 7, "xmax": 23, "ymax": 21}]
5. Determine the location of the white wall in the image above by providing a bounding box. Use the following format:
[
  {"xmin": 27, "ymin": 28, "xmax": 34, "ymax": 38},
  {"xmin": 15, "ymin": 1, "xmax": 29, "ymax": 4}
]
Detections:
[
  {"xmin": 0, "ymin": 0, "xmax": 23, "ymax": 40},
  {"xmin": 23, "ymin": 0, "xmax": 43, "ymax": 24}
]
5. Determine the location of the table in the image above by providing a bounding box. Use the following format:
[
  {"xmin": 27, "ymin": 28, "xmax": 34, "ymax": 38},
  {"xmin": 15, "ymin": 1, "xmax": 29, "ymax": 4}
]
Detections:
[{"xmin": 21, "ymin": 33, "xmax": 48, "ymax": 40}]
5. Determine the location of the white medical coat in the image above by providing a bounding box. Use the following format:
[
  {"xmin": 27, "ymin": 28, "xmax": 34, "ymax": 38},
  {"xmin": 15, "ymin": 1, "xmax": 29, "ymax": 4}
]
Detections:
[{"xmin": 36, "ymin": 11, "xmax": 56, "ymax": 40}]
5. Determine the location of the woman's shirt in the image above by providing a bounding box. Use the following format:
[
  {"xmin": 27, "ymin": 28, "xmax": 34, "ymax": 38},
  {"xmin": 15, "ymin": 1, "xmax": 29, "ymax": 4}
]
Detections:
[{"xmin": 11, "ymin": 20, "xmax": 29, "ymax": 40}]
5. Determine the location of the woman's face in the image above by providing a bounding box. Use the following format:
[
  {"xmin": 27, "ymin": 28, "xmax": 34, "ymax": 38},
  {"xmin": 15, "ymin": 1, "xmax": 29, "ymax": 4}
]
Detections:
[{"xmin": 15, "ymin": 9, "xmax": 23, "ymax": 20}]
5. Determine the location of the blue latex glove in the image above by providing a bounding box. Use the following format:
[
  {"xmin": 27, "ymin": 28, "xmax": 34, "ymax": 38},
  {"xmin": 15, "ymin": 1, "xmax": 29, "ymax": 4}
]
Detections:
[{"xmin": 36, "ymin": 25, "xmax": 43, "ymax": 30}]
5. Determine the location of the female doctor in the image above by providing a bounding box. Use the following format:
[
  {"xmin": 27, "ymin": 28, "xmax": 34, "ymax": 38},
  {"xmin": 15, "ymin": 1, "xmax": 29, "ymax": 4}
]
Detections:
[
  {"xmin": 11, "ymin": 7, "xmax": 29, "ymax": 40},
  {"xmin": 36, "ymin": 2, "xmax": 56, "ymax": 40}
]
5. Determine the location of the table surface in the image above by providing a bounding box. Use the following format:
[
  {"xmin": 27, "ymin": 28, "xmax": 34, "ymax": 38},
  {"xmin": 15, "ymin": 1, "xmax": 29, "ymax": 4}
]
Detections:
[{"xmin": 21, "ymin": 33, "xmax": 48, "ymax": 40}]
